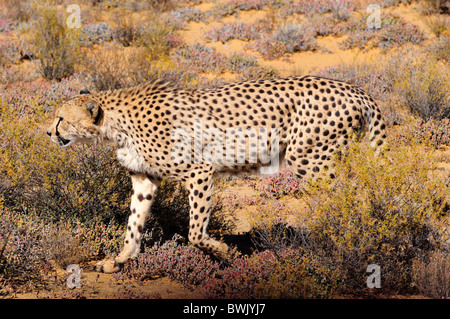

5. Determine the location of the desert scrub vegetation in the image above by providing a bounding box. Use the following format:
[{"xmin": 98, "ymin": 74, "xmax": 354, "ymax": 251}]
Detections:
[
  {"xmin": 419, "ymin": 0, "xmax": 450, "ymax": 14},
  {"xmin": 0, "ymin": 205, "xmax": 126, "ymax": 294},
  {"xmin": 1, "ymin": 0, "xmax": 32, "ymax": 23},
  {"xmin": 31, "ymin": 2, "xmax": 82, "ymax": 81},
  {"xmin": 0, "ymin": 208, "xmax": 49, "ymax": 296},
  {"xmin": 248, "ymin": 23, "xmax": 318, "ymax": 59},
  {"xmin": 172, "ymin": 44, "xmax": 277, "ymax": 81},
  {"xmin": 203, "ymin": 19, "xmax": 273, "ymax": 43},
  {"xmin": 79, "ymin": 4, "xmax": 289, "ymax": 91},
  {"xmin": 208, "ymin": 0, "xmax": 280, "ymax": 18},
  {"xmin": 81, "ymin": 36, "xmax": 185, "ymax": 91},
  {"xmin": 394, "ymin": 117, "xmax": 450, "ymax": 149},
  {"xmin": 81, "ymin": 45, "xmax": 147, "ymax": 91},
  {"xmin": 117, "ymin": 238, "xmax": 221, "ymax": 287},
  {"xmin": 118, "ymin": 131, "xmax": 449, "ymax": 298},
  {"xmin": 277, "ymin": 0, "xmax": 357, "ymax": 20},
  {"xmin": 173, "ymin": 43, "xmax": 227, "ymax": 74},
  {"xmin": 245, "ymin": 168, "xmax": 305, "ymax": 199},
  {"xmin": 162, "ymin": 6, "xmax": 206, "ymax": 29},
  {"xmin": 339, "ymin": 12, "xmax": 425, "ymax": 51},
  {"xmin": 384, "ymin": 49, "xmax": 450, "ymax": 120},
  {"xmin": 118, "ymin": 237, "xmax": 334, "ymax": 298},
  {"xmin": 242, "ymin": 134, "xmax": 449, "ymax": 296},
  {"xmin": 0, "ymin": 191, "xmax": 124, "ymax": 294},
  {"xmin": 315, "ymin": 44, "xmax": 449, "ymax": 122},
  {"xmin": 209, "ymin": 0, "xmax": 357, "ymax": 19},
  {"xmin": 301, "ymin": 139, "xmax": 448, "ymax": 293},
  {"xmin": 424, "ymin": 14, "xmax": 450, "ymax": 38},
  {"xmin": 80, "ymin": 22, "xmax": 115, "ymax": 46},
  {"xmin": 412, "ymin": 251, "xmax": 450, "ymax": 298}
]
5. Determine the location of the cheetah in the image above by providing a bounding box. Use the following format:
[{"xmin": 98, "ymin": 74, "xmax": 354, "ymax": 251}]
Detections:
[{"xmin": 46, "ymin": 75, "xmax": 387, "ymax": 273}]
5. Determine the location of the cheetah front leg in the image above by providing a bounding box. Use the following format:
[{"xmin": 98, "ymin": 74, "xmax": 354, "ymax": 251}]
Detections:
[
  {"xmin": 95, "ymin": 173, "xmax": 160, "ymax": 273},
  {"xmin": 185, "ymin": 167, "xmax": 230, "ymax": 259}
]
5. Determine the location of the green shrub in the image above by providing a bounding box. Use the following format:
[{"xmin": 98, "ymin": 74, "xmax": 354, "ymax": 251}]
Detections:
[
  {"xmin": 41, "ymin": 217, "xmax": 125, "ymax": 268},
  {"xmin": 0, "ymin": 207, "xmax": 49, "ymax": 296},
  {"xmin": 412, "ymin": 251, "xmax": 450, "ymax": 299},
  {"xmin": 0, "ymin": 106, "xmax": 132, "ymax": 224},
  {"xmin": 419, "ymin": 0, "xmax": 450, "ymax": 14},
  {"xmin": 81, "ymin": 45, "xmax": 134, "ymax": 91},
  {"xmin": 203, "ymin": 248, "xmax": 336, "ymax": 298},
  {"xmin": 0, "ymin": 89, "xmax": 132, "ymax": 224},
  {"xmin": 303, "ymin": 140, "xmax": 448, "ymax": 292},
  {"xmin": 385, "ymin": 49, "xmax": 449, "ymax": 120},
  {"xmin": 424, "ymin": 15, "xmax": 449, "ymax": 38},
  {"xmin": 393, "ymin": 117, "xmax": 450, "ymax": 149},
  {"xmin": 32, "ymin": 2, "xmax": 82, "ymax": 81}
]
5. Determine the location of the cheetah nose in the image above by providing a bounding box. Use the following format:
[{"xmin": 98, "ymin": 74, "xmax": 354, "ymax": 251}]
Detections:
[{"xmin": 47, "ymin": 131, "xmax": 51, "ymax": 137}]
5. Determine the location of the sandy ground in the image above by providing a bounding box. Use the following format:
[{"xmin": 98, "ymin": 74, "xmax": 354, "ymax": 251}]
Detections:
[{"xmin": 15, "ymin": 267, "xmax": 204, "ymax": 299}]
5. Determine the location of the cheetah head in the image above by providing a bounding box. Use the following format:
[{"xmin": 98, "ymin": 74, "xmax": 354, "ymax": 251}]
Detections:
[{"xmin": 46, "ymin": 91, "xmax": 103, "ymax": 147}]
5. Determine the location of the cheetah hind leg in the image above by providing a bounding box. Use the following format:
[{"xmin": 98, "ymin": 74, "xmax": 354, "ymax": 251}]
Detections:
[{"xmin": 284, "ymin": 128, "xmax": 337, "ymax": 180}]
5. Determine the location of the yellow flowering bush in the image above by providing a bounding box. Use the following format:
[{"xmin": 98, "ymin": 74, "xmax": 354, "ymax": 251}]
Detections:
[{"xmin": 303, "ymin": 138, "xmax": 448, "ymax": 292}]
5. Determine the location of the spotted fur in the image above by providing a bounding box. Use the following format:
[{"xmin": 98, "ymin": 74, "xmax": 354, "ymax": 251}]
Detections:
[{"xmin": 47, "ymin": 76, "xmax": 387, "ymax": 273}]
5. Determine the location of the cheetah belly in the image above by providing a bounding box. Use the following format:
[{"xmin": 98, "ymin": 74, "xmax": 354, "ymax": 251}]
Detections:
[{"xmin": 116, "ymin": 146, "xmax": 152, "ymax": 174}]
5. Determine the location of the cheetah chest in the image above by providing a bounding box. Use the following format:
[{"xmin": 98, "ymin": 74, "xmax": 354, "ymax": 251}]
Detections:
[{"xmin": 116, "ymin": 146, "xmax": 153, "ymax": 175}]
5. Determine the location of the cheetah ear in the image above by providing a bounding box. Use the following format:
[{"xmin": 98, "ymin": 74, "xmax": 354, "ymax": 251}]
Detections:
[
  {"xmin": 85, "ymin": 98, "xmax": 98, "ymax": 114},
  {"xmin": 85, "ymin": 98, "xmax": 103, "ymax": 125}
]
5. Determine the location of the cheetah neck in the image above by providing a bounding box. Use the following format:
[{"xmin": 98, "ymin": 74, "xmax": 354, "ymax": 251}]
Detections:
[
  {"xmin": 97, "ymin": 109, "xmax": 150, "ymax": 172},
  {"xmin": 97, "ymin": 110, "xmax": 131, "ymax": 148},
  {"xmin": 94, "ymin": 81, "xmax": 174, "ymax": 147}
]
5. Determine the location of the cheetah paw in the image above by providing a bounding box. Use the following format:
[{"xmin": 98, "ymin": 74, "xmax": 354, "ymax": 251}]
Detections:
[{"xmin": 94, "ymin": 259, "xmax": 122, "ymax": 273}]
